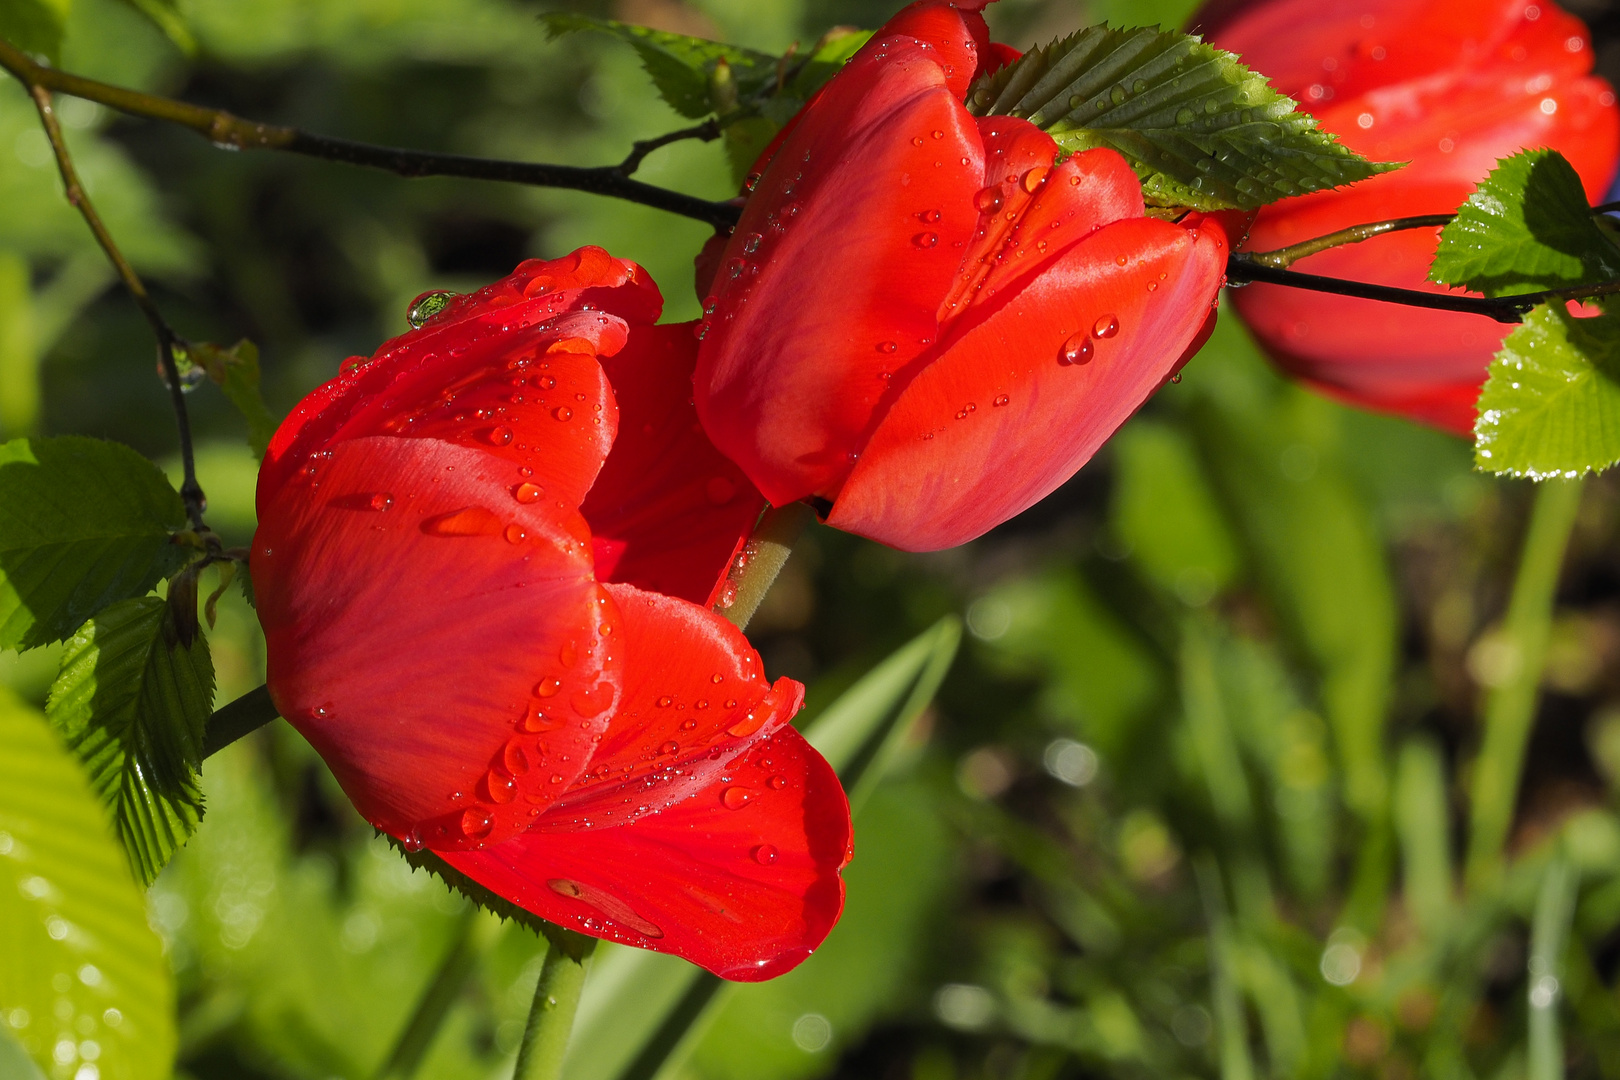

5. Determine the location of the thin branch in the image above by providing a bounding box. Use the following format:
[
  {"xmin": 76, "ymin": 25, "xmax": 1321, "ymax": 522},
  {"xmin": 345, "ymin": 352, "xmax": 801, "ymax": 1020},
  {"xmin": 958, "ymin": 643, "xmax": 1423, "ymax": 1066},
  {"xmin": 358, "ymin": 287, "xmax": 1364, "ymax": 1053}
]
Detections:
[
  {"xmin": 0, "ymin": 38, "xmax": 740, "ymax": 230},
  {"xmin": 25, "ymin": 82, "xmax": 208, "ymax": 527},
  {"xmin": 1245, "ymin": 214, "xmax": 1455, "ymax": 269},
  {"xmin": 618, "ymin": 118, "xmax": 722, "ymax": 177}
]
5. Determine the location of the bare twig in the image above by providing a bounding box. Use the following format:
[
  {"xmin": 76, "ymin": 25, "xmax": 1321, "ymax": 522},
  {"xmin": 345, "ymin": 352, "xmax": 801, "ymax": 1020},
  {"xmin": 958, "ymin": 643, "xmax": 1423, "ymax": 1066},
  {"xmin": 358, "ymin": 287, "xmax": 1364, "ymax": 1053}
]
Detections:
[
  {"xmin": 26, "ymin": 83, "xmax": 207, "ymax": 528},
  {"xmin": 1245, "ymin": 214, "xmax": 1456, "ymax": 270},
  {"xmin": 617, "ymin": 118, "xmax": 723, "ymax": 177},
  {"xmin": 0, "ymin": 37, "xmax": 740, "ymax": 230}
]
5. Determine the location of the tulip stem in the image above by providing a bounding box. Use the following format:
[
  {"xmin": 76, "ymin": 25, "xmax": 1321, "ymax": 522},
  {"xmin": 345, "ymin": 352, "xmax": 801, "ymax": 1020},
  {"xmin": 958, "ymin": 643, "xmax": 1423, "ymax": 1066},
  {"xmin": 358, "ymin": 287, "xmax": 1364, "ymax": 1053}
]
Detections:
[
  {"xmin": 511, "ymin": 931, "xmax": 597, "ymax": 1080},
  {"xmin": 21, "ymin": 79, "xmax": 208, "ymax": 530},
  {"xmin": 376, "ymin": 906, "xmax": 501, "ymax": 1079},
  {"xmin": 1464, "ymin": 478, "xmax": 1584, "ymax": 893},
  {"xmin": 715, "ymin": 502, "xmax": 815, "ymax": 631},
  {"xmin": 0, "ymin": 37, "xmax": 740, "ymax": 231}
]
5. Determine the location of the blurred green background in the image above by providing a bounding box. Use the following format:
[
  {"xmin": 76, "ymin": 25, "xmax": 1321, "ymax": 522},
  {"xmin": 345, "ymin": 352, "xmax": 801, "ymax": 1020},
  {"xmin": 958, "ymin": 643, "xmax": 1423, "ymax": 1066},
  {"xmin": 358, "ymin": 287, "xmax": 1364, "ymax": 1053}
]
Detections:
[{"xmin": 6, "ymin": 0, "xmax": 1620, "ymax": 1077}]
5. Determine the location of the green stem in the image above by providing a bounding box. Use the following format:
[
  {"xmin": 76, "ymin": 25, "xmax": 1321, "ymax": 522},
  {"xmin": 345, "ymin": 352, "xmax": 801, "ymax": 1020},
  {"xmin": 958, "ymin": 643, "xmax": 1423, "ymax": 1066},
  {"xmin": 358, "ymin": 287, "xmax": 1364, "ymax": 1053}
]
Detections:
[
  {"xmin": 512, "ymin": 931, "xmax": 597, "ymax": 1080},
  {"xmin": 376, "ymin": 908, "xmax": 499, "ymax": 1079},
  {"xmin": 1465, "ymin": 479, "xmax": 1584, "ymax": 891},
  {"xmin": 715, "ymin": 503, "xmax": 814, "ymax": 631},
  {"xmin": 1246, "ymin": 214, "xmax": 1454, "ymax": 269}
]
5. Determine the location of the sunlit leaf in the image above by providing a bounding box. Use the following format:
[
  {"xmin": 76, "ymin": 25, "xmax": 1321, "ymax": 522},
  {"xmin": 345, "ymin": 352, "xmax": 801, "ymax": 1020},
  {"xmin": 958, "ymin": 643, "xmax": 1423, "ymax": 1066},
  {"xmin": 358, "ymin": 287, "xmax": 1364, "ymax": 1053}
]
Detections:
[
  {"xmin": 1474, "ymin": 302, "xmax": 1620, "ymax": 478},
  {"xmin": 1431, "ymin": 150, "xmax": 1620, "ymax": 298},
  {"xmin": 966, "ymin": 25, "xmax": 1398, "ymax": 211},
  {"xmin": 0, "ymin": 690, "xmax": 177, "ymax": 1079},
  {"xmin": 179, "ymin": 339, "xmax": 277, "ymax": 459},
  {"xmin": 0, "ymin": 436, "xmax": 189, "ymax": 650},
  {"xmin": 47, "ymin": 596, "xmax": 215, "ymax": 884}
]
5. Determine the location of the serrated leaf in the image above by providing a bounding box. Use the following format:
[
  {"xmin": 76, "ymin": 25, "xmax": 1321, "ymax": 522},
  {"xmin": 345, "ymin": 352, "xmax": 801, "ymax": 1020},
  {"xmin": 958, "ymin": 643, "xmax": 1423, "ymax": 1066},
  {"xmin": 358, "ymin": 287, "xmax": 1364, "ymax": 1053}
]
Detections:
[
  {"xmin": 180, "ymin": 339, "xmax": 277, "ymax": 459},
  {"xmin": 0, "ymin": 0, "xmax": 70, "ymax": 64},
  {"xmin": 1431, "ymin": 150, "xmax": 1620, "ymax": 298},
  {"xmin": 1474, "ymin": 302, "xmax": 1620, "ymax": 477},
  {"xmin": 0, "ymin": 690, "xmax": 177, "ymax": 1079},
  {"xmin": 540, "ymin": 14, "xmax": 779, "ymax": 119},
  {"xmin": 0, "ymin": 436, "xmax": 189, "ymax": 650},
  {"xmin": 47, "ymin": 596, "xmax": 215, "ymax": 885},
  {"xmin": 966, "ymin": 25, "xmax": 1399, "ymax": 211},
  {"xmin": 116, "ymin": 0, "xmax": 194, "ymax": 53}
]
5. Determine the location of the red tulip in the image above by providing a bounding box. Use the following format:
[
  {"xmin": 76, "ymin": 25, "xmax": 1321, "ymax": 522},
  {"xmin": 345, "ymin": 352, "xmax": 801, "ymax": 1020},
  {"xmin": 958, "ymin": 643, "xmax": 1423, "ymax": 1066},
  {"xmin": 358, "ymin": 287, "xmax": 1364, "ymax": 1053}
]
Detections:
[
  {"xmin": 1198, "ymin": 0, "xmax": 1619, "ymax": 434},
  {"xmin": 251, "ymin": 248, "xmax": 852, "ymax": 980},
  {"xmin": 693, "ymin": 0, "xmax": 1230, "ymax": 552}
]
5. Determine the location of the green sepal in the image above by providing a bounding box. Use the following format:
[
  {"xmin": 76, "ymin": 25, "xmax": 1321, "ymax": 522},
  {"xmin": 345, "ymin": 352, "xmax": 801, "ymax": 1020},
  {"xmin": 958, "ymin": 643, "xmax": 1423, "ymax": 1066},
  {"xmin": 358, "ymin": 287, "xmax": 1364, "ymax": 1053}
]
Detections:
[{"xmin": 965, "ymin": 25, "xmax": 1399, "ymax": 211}]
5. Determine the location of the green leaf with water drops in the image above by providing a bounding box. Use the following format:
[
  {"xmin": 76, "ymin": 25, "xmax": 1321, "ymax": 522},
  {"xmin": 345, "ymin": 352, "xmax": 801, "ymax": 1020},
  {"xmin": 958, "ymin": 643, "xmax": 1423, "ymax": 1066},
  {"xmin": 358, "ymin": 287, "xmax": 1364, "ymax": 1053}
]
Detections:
[
  {"xmin": 47, "ymin": 596, "xmax": 215, "ymax": 885},
  {"xmin": 179, "ymin": 339, "xmax": 277, "ymax": 460},
  {"xmin": 0, "ymin": 688, "xmax": 177, "ymax": 1080},
  {"xmin": 540, "ymin": 14, "xmax": 780, "ymax": 120},
  {"xmin": 1474, "ymin": 301, "xmax": 1620, "ymax": 479},
  {"xmin": 964, "ymin": 25, "xmax": 1400, "ymax": 212},
  {"xmin": 1431, "ymin": 150, "xmax": 1620, "ymax": 298},
  {"xmin": 0, "ymin": 436, "xmax": 189, "ymax": 651}
]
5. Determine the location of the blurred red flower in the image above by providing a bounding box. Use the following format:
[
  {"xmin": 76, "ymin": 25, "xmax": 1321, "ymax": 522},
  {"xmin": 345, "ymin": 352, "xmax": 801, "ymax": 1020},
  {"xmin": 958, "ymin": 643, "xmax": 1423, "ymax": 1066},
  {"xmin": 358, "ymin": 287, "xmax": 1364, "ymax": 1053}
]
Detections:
[
  {"xmin": 251, "ymin": 248, "xmax": 851, "ymax": 980},
  {"xmin": 1198, "ymin": 0, "xmax": 1619, "ymax": 433},
  {"xmin": 694, "ymin": 0, "xmax": 1230, "ymax": 552}
]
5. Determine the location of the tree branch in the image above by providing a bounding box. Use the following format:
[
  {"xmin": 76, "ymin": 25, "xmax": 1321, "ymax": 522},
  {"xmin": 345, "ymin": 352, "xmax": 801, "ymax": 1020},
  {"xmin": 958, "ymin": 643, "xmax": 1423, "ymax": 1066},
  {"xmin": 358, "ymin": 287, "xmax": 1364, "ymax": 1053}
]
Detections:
[
  {"xmin": 0, "ymin": 37, "xmax": 741, "ymax": 230},
  {"xmin": 618, "ymin": 118, "xmax": 722, "ymax": 177},
  {"xmin": 1244, "ymin": 214, "xmax": 1455, "ymax": 270},
  {"xmin": 24, "ymin": 81, "xmax": 208, "ymax": 527}
]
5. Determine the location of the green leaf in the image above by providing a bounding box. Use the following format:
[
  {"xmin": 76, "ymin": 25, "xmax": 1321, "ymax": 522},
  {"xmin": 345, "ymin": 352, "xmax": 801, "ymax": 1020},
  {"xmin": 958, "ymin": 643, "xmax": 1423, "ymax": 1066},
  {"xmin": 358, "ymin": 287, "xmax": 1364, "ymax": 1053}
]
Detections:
[
  {"xmin": 1431, "ymin": 150, "xmax": 1620, "ymax": 298},
  {"xmin": 965, "ymin": 25, "xmax": 1399, "ymax": 211},
  {"xmin": 0, "ymin": 435, "xmax": 189, "ymax": 650},
  {"xmin": 0, "ymin": 689, "xmax": 177, "ymax": 1078},
  {"xmin": 180, "ymin": 339, "xmax": 278, "ymax": 459},
  {"xmin": 540, "ymin": 14, "xmax": 779, "ymax": 119},
  {"xmin": 115, "ymin": 0, "xmax": 195, "ymax": 53},
  {"xmin": 1474, "ymin": 302, "xmax": 1620, "ymax": 478},
  {"xmin": 0, "ymin": 0, "xmax": 70, "ymax": 63},
  {"xmin": 47, "ymin": 596, "xmax": 215, "ymax": 885}
]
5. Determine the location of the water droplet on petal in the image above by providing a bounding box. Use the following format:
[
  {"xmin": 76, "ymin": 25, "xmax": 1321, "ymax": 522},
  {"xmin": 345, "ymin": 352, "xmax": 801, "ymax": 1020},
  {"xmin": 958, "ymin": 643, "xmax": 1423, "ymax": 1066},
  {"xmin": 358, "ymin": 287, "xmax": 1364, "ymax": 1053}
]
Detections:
[
  {"xmin": 974, "ymin": 186, "xmax": 1003, "ymax": 214},
  {"xmin": 553, "ymin": 406, "xmax": 573, "ymax": 421},
  {"xmin": 401, "ymin": 829, "xmax": 424, "ymax": 852},
  {"xmin": 1060, "ymin": 333, "xmax": 1094, "ymax": 365},
  {"xmin": 722, "ymin": 786, "xmax": 754, "ymax": 810},
  {"xmin": 407, "ymin": 291, "xmax": 456, "ymax": 329},
  {"xmin": 536, "ymin": 677, "xmax": 562, "ymax": 698},
  {"xmin": 716, "ymin": 581, "xmax": 739, "ymax": 609},
  {"xmin": 504, "ymin": 524, "xmax": 527, "ymax": 544},
  {"xmin": 461, "ymin": 808, "xmax": 493, "ymax": 839},
  {"xmin": 659, "ymin": 741, "xmax": 679, "ymax": 756},
  {"xmin": 742, "ymin": 232, "xmax": 762, "ymax": 253},
  {"xmin": 768, "ymin": 774, "xmax": 788, "ymax": 790},
  {"xmin": 537, "ymin": 374, "xmax": 557, "ymax": 390},
  {"xmin": 657, "ymin": 696, "xmax": 674, "ymax": 708},
  {"xmin": 752, "ymin": 844, "xmax": 779, "ymax": 865},
  {"xmin": 513, "ymin": 482, "xmax": 543, "ymax": 503},
  {"xmin": 1093, "ymin": 314, "xmax": 1120, "ymax": 339},
  {"xmin": 484, "ymin": 425, "xmax": 513, "ymax": 446},
  {"xmin": 504, "ymin": 740, "xmax": 531, "ymax": 775},
  {"xmin": 486, "ymin": 769, "xmax": 517, "ymax": 803},
  {"xmin": 913, "ymin": 231, "xmax": 939, "ymax": 248},
  {"xmin": 994, "ymin": 394, "xmax": 1010, "ymax": 407},
  {"xmin": 918, "ymin": 208, "xmax": 942, "ymax": 223},
  {"xmin": 421, "ymin": 506, "xmax": 502, "ymax": 537},
  {"xmin": 1021, "ymin": 166, "xmax": 1049, "ymax": 193}
]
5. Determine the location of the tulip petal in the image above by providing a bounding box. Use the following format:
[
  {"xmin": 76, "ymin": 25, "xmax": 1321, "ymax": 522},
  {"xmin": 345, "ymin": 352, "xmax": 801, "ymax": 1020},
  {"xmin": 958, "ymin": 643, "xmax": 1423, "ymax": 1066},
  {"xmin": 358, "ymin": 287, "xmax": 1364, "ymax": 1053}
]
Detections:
[
  {"xmin": 541, "ymin": 583, "xmax": 804, "ymax": 830},
  {"xmin": 830, "ymin": 215, "xmax": 1226, "ymax": 550},
  {"xmin": 696, "ymin": 34, "xmax": 985, "ymax": 504},
  {"xmin": 255, "ymin": 433, "xmax": 622, "ymax": 849},
  {"xmin": 582, "ymin": 324, "xmax": 766, "ymax": 606},
  {"xmin": 441, "ymin": 724, "xmax": 851, "ymax": 980}
]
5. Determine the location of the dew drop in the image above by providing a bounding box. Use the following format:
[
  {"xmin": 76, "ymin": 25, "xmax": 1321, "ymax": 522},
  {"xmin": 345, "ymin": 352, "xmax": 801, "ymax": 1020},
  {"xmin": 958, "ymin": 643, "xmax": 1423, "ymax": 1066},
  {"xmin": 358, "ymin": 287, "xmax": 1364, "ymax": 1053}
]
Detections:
[
  {"xmin": 406, "ymin": 291, "xmax": 455, "ymax": 329},
  {"xmin": 401, "ymin": 830, "xmax": 424, "ymax": 853},
  {"xmin": 711, "ymin": 673, "xmax": 725, "ymax": 684},
  {"xmin": 994, "ymin": 394, "xmax": 1010, "ymax": 407},
  {"xmin": 768, "ymin": 774, "xmax": 788, "ymax": 790},
  {"xmin": 504, "ymin": 524, "xmax": 527, "ymax": 544},
  {"xmin": 752, "ymin": 844, "xmax": 779, "ymax": 865},
  {"xmin": 484, "ymin": 425, "xmax": 513, "ymax": 446},
  {"xmin": 1060, "ymin": 332, "xmax": 1094, "ymax": 365},
  {"xmin": 513, "ymin": 482, "xmax": 544, "ymax": 504},
  {"xmin": 657, "ymin": 696, "xmax": 674, "ymax": 708},
  {"xmin": 486, "ymin": 769, "xmax": 517, "ymax": 804},
  {"xmin": 536, "ymin": 677, "xmax": 562, "ymax": 698},
  {"xmin": 504, "ymin": 740, "xmax": 531, "ymax": 775},
  {"xmin": 722, "ymin": 786, "xmax": 754, "ymax": 810},
  {"xmin": 1021, "ymin": 166, "xmax": 1048, "ymax": 193},
  {"xmin": 742, "ymin": 232, "xmax": 762, "ymax": 254},
  {"xmin": 659, "ymin": 740, "xmax": 679, "ymax": 756},
  {"xmin": 537, "ymin": 374, "xmax": 557, "ymax": 390},
  {"xmin": 918, "ymin": 208, "xmax": 942, "ymax": 223},
  {"xmin": 421, "ymin": 506, "xmax": 502, "ymax": 537},
  {"xmin": 1115, "ymin": 255, "xmax": 1128, "ymax": 266},
  {"xmin": 877, "ymin": 340, "xmax": 898, "ymax": 354},
  {"xmin": 913, "ymin": 231, "xmax": 939, "ymax": 248},
  {"xmin": 1093, "ymin": 314, "xmax": 1120, "ymax": 339},
  {"xmin": 559, "ymin": 640, "xmax": 578, "ymax": 668},
  {"xmin": 1176, "ymin": 107, "xmax": 1196, "ymax": 124},
  {"xmin": 716, "ymin": 580, "xmax": 739, "ymax": 609},
  {"xmin": 553, "ymin": 406, "xmax": 573, "ymax": 421},
  {"xmin": 974, "ymin": 186, "xmax": 1003, "ymax": 214},
  {"xmin": 460, "ymin": 809, "xmax": 493, "ymax": 840}
]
